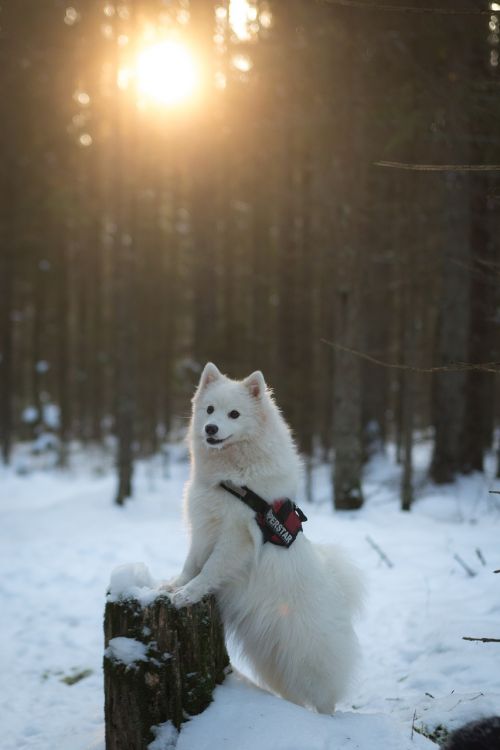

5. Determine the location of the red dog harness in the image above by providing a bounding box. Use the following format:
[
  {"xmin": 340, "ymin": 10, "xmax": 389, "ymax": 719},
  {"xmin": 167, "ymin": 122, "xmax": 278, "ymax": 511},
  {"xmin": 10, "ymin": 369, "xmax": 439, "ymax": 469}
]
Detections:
[{"xmin": 220, "ymin": 481, "xmax": 307, "ymax": 548}]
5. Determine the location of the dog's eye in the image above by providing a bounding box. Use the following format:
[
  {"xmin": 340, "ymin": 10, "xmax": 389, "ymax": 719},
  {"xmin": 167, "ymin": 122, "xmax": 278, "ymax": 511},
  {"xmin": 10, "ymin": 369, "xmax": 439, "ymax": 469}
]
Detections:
[
  {"xmin": 228, "ymin": 410, "xmax": 240, "ymax": 419},
  {"xmin": 207, "ymin": 405, "xmax": 214, "ymax": 415}
]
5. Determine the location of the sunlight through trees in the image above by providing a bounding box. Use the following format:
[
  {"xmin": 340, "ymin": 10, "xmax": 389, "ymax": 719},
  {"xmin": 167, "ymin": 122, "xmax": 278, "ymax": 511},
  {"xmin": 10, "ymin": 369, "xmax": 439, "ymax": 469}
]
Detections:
[{"xmin": 0, "ymin": 0, "xmax": 499, "ymax": 506}]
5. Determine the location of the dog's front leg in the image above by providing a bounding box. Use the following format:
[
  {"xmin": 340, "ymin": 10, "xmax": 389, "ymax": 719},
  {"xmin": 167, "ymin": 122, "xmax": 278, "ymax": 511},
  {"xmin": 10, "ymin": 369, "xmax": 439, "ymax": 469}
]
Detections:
[
  {"xmin": 171, "ymin": 526, "xmax": 251, "ymax": 608},
  {"xmin": 160, "ymin": 542, "xmax": 205, "ymax": 592}
]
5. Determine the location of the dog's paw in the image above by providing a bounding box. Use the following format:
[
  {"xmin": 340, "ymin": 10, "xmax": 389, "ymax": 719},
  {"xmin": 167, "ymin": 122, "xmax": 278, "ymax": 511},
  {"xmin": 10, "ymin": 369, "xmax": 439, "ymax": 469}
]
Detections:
[
  {"xmin": 158, "ymin": 578, "xmax": 179, "ymax": 593},
  {"xmin": 171, "ymin": 585, "xmax": 203, "ymax": 609}
]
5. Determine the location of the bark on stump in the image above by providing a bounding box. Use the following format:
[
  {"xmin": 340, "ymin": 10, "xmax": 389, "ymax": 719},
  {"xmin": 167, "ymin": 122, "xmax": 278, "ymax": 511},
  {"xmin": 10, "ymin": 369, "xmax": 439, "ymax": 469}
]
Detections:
[{"xmin": 104, "ymin": 593, "xmax": 229, "ymax": 750}]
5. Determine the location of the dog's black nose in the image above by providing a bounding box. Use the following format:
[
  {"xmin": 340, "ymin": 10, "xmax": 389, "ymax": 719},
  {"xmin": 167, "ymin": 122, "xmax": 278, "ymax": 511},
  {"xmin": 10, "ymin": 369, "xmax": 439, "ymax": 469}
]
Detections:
[{"xmin": 205, "ymin": 424, "xmax": 219, "ymax": 436}]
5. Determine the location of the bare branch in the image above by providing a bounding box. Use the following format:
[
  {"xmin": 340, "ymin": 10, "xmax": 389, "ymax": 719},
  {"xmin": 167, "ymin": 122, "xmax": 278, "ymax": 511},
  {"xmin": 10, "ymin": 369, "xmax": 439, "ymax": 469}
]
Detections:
[
  {"xmin": 320, "ymin": 1, "xmax": 492, "ymax": 15},
  {"xmin": 321, "ymin": 340, "xmax": 500, "ymax": 375},
  {"xmin": 375, "ymin": 161, "xmax": 500, "ymax": 172}
]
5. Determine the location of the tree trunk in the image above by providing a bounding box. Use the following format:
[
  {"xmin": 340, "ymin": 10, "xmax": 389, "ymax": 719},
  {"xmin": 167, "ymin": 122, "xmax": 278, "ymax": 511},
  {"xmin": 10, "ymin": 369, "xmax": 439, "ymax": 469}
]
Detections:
[
  {"xmin": 113, "ymin": 8, "xmax": 138, "ymax": 505},
  {"xmin": 56, "ymin": 234, "xmax": 71, "ymax": 468},
  {"xmin": 460, "ymin": 176, "xmax": 497, "ymax": 474},
  {"xmin": 430, "ymin": 175, "xmax": 470, "ymax": 483},
  {"xmin": 330, "ymin": 18, "xmax": 367, "ymax": 511},
  {"xmin": 332, "ymin": 282, "xmax": 364, "ymax": 510},
  {"xmin": 189, "ymin": 1, "xmax": 219, "ymax": 367},
  {"xmin": 0, "ymin": 162, "xmax": 14, "ymax": 464},
  {"xmin": 401, "ymin": 301, "xmax": 417, "ymax": 512},
  {"xmin": 104, "ymin": 594, "xmax": 229, "ymax": 750}
]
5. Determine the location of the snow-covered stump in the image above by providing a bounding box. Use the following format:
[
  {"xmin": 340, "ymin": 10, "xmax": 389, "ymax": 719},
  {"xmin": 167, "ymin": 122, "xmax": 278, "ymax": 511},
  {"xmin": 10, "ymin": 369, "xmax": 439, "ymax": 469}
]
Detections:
[{"xmin": 104, "ymin": 565, "xmax": 229, "ymax": 750}]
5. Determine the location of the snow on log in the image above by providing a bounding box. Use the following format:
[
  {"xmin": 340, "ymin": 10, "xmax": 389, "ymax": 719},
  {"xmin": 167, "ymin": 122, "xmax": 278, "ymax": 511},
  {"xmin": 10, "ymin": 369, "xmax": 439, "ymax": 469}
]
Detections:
[{"xmin": 104, "ymin": 564, "xmax": 229, "ymax": 750}]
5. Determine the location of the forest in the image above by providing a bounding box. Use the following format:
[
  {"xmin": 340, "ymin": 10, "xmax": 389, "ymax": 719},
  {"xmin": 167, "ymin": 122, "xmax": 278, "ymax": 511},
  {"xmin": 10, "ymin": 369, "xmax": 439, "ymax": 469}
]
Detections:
[
  {"xmin": 2, "ymin": 4, "xmax": 500, "ymax": 750},
  {"xmin": 1, "ymin": 0, "xmax": 499, "ymax": 507}
]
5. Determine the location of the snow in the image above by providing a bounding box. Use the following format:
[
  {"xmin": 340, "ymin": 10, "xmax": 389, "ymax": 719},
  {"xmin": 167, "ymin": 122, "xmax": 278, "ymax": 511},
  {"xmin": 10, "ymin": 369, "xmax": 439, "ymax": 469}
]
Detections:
[
  {"xmin": 148, "ymin": 722, "xmax": 179, "ymax": 750},
  {"xmin": 22, "ymin": 405, "xmax": 39, "ymax": 424},
  {"xmin": 413, "ymin": 692, "xmax": 500, "ymax": 740},
  {"xmin": 35, "ymin": 360, "xmax": 50, "ymax": 374},
  {"xmin": 105, "ymin": 637, "xmax": 149, "ymax": 667},
  {"xmin": 108, "ymin": 562, "xmax": 158, "ymax": 605},
  {"xmin": 176, "ymin": 673, "xmax": 435, "ymax": 750},
  {"xmin": 20, "ymin": 403, "xmax": 60, "ymax": 429},
  {"xmin": 0, "ymin": 440, "xmax": 499, "ymax": 750},
  {"xmin": 43, "ymin": 403, "xmax": 60, "ymax": 430}
]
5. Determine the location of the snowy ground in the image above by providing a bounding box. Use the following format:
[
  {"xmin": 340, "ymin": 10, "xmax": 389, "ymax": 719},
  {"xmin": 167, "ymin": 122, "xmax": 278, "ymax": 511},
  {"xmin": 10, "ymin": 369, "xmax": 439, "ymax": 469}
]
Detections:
[{"xmin": 1, "ymin": 440, "xmax": 499, "ymax": 750}]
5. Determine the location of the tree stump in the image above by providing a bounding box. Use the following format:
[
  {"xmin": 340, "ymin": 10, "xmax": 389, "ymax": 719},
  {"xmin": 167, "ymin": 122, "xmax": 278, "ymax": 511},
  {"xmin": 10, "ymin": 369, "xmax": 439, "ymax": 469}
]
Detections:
[{"xmin": 104, "ymin": 589, "xmax": 229, "ymax": 750}]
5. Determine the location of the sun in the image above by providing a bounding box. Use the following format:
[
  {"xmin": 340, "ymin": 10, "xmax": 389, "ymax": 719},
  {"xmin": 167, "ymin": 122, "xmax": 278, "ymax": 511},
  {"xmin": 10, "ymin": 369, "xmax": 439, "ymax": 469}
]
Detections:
[{"xmin": 134, "ymin": 40, "xmax": 199, "ymax": 106}]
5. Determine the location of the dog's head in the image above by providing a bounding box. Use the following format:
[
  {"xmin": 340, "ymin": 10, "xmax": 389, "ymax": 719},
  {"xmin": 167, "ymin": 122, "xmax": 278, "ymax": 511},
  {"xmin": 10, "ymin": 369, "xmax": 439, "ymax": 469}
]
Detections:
[{"xmin": 190, "ymin": 363, "xmax": 268, "ymax": 452}]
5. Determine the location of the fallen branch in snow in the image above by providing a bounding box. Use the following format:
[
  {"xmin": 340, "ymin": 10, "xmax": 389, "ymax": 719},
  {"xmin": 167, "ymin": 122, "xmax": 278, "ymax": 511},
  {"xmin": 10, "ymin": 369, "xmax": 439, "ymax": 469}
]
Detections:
[
  {"xmin": 494, "ymin": 570, "xmax": 500, "ymax": 574},
  {"xmin": 411, "ymin": 709, "xmax": 417, "ymax": 740},
  {"xmin": 462, "ymin": 637, "xmax": 500, "ymax": 644},
  {"xmin": 365, "ymin": 536, "xmax": 394, "ymax": 568},
  {"xmin": 475, "ymin": 548, "xmax": 486, "ymax": 567},
  {"xmin": 453, "ymin": 554, "xmax": 476, "ymax": 578}
]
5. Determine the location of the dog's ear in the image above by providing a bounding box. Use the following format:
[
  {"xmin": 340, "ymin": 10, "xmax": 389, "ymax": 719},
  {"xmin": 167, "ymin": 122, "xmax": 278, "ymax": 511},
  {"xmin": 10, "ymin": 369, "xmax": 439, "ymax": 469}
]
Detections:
[
  {"xmin": 198, "ymin": 362, "xmax": 222, "ymax": 390},
  {"xmin": 244, "ymin": 370, "xmax": 266, "ymax": 399}
]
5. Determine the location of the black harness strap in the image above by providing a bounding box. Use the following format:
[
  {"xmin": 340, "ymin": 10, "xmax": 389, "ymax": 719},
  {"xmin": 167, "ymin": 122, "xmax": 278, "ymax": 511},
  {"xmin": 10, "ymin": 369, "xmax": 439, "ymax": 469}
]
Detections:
[
  {"xmin": 219, "ymin": 480, "xmax": 307, "ymax": 548},
  {"xmin": 219, "ymin": 481, "xmax": 270, "ymax": 514}
]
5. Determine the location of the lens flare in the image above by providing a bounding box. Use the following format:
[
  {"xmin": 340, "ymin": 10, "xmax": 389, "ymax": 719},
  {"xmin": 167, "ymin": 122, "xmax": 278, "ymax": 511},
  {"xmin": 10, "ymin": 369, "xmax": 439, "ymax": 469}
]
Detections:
[{"xmin": 134, "ymin": 40, "xmax": 198, "ymax": 106}]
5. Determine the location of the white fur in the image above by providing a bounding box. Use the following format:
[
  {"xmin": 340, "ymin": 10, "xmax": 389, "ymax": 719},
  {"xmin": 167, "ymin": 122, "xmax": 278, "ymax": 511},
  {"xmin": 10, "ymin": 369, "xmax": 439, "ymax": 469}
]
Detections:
[{"xmin": 169, "ymin": 363, "xmax": 364, "ymax": 714}]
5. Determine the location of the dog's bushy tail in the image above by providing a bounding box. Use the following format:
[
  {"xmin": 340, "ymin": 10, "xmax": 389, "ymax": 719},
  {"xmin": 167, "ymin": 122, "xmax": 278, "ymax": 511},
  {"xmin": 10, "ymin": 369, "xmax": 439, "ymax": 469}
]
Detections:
[{"xmin": 316, "ymin": 544, "xmax": 366, "ymax": 617}]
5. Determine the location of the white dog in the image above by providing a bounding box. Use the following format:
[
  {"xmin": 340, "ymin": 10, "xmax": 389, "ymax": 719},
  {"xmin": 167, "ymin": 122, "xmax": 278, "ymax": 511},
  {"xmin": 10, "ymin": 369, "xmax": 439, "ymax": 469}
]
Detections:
[{"xmin": 169, "ymin": 363, "xmax": 363, "ymax": 714}]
